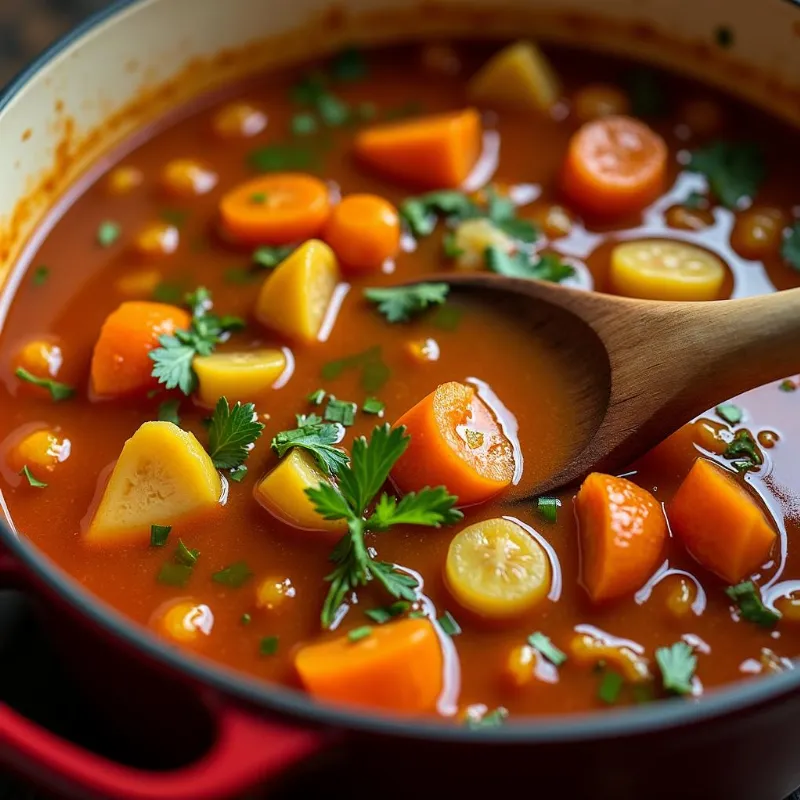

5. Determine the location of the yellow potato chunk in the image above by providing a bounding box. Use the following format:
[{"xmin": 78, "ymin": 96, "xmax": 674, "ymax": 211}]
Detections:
[
  {"xmin": 467, "ymin": 41, "xmax": 561, "ymax": 112},
  {"xmin": 255, "ymin": 240, "xmax": 340, "ymax": 344},
  {"xmin": 193, "ymin": 349, "xmax": 287, "ymax": 408},
  {"xmin": 445, "ymin": 518, "xmax": 550, "ymax": 619},
  {"xmin": 12, "ymin": 429, "xmax": 70, "ymax": 472},
  {"xmin": 452, "ymin": 218, "xmax": 514, "ymax": 270},
  {"xmin": 254, "ymin": 448, "xmax": 347, "ymax": 535},
  {"xmin": 610, "ymin": 239, "xmax": 725, "ymax": 301},
  {"xmin": 115, "ymin": 269, "xmax": 163, "ymax": 298},
  {"xmin": 86, "ymin": 421, "xmax": 221, "ymax": 547}
]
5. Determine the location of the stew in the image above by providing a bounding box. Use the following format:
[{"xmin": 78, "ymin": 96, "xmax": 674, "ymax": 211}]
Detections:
[{"xmin": 1, "ymin": 39, "xmax": 800, "ymax": 726}]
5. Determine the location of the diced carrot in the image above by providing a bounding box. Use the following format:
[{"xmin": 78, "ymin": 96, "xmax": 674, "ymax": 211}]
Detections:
[
  {"xmin": 218, "ymin": 173, "xmax": 331, "ymax": 246},
  {"xmin": 294, "ymin": 618, "xmax": 442, "ymax": 713},
  {"xmin": 560, "ymin": 115, "xmax": 667, "ymax": 218},
  {"xmin": 575, "ymin": 473, "xmax": 667, "ymax": 602},
  {"xmin": 90, "ymin": 302, "xmax": 191, "ymax": 398},
  {"xmin": 637, "ymin": 418, "xmax": 727, "ymax": 481},
  {"xmin": 353, "ymin": 109, "xmax": 482, "ymax": 189},
  {"xmin": 323, "ymin": 194, "xmax": 400, "ymax": 272},
  {"xmin": 391, "ymin": 381, "xmax": 515, "ymax": 506},
  {"xmin": 668, "ymin": 458, "xmax": 777, "ymax": 583}
]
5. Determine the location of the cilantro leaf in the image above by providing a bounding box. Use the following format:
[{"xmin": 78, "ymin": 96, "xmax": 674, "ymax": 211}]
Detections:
[
  {"xmin": 485, "ymin": 187, "xmax": 538, "ymax": 243},
  {"xmin": 655, "ymin": 641, "xmax": 697, "ymax": 695},
  {"xmin": 208, "ymin": 397, "xmax": 264, "ymax": 470},
  {"xmin": 97, "ymin": 220, "xmax": 121, "ymax": 247},
  {"xmin": 305, "ymin": 481, "xmax": 353, "ymax": 521},
  {"xmin": 364, "ymin": 283, "xmax": 449, "ymax": 323},
  {"xmin": 362, "ymin": 396, "xmax": 385, "ymax": 415},
  {"xmin": 688, "ymin": 141, "xmax": 765, "ymax": 209},
  {"xmin": 331, "ymin": 47, "xmax": 367, "ymax": 82},
  {"xmin": 32, "ymin": 265, "xmax": 49, "ymax": 286},
  {"xmin": 485, "ymin": 246, "xmax": 575, "ymax": 282},
  {"xmin": 368, "ymin": 487, "xmax": 462, "ymax": 529},
  {"xmin": 14, "ymin": 367, "xmax": 75, "ymax": 401},
  {"xmin": 437, "ymin": 611, "xmax": 461, "ymax": 636},
  {"xmin": 726, "ymin": 580, "xmax": 781, "ymax": 628},
  {"xmin": 781, "ymin": 222, "xmax": 800, "ymax": 272},
  {"xmin": 253, "ymin": 244, "xmax": 295, "ymax": 269},
  {"xmin": 723, "ymin": 429, "xmax": 762, "ymax": 471},
  {"xmin": 715, "ymin": 402, "xmax": 742, "ymax": 425},
  {"xmin": 400, "ymin": 191, "xmax": 479, "ymax": 237},
  {"xmin": 19, "ymin": 465, "xmax": 47, "ymax": 488},
  {"xmin": 229, "ymin": 465, "xmax": 248, "ymax": 483},
  {"xmin": 150, "ymin": 336, "xmax": 199, "ymax": 395},
  {"xmin": 157, "ymin": 398, "xmax": 181, "ymax": 425},
  {"xmin": 324, "ymin": 398, "xmax": 357, "ymax": 426},
  {"xmin": 528, "ymin": 631, "xmax": 567, "ymax": 666},
  {"xmin": 271, "ymin": 414, "xmax": 349, "ymax": 477},
  {"xmin": 466, "ymin": 707, "xmax": 508, "ymax": 729}
]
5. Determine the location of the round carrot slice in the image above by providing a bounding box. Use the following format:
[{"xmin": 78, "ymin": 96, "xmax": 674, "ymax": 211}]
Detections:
[
  {"xmin": 391, "ymin": 381, "xmax": 515, "ymax": 506},
  {"xmin": 560, "ymin": 115, "xmax": 667, "ymax": 218},
  {"xmin": 323, "ymin": 194, "xmax": 400, "ymax": 273},
  {"xmin": 575, "ymin": 472, "xmax": 667, "ymax": 602},
  {"xmin": 218, "ymin": 173, "xmax": 331, "ymax": 245}
]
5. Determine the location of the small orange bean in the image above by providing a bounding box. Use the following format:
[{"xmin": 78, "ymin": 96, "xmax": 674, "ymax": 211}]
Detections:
[
  {"xmin": 135, "ymin": 222, "xmax": 180, "ymax": 258},
  {"xmin": 405, "ymin": 338, "xmax": 440, "ymax": 364},
  {"xmin": 212, "ymin": 102, "xmax": 268, "ymax": 138},
  {"xmin": 161, "ymin": 158, "xmax": 218, "ymax": 198},
  {"xmin": 153, "ymin": 600, "xmax": 214, "ymax": 644},
  {"xmin": 14, "ymin": 339, "xmax": 63, "ymax": 379},
  {"xmin": 11, "ymin": 429, "xmax": 71, "ymax": 472},
  {"xmin": 731, "ymin": 207, "xmax": 788, "ymax": 260},
  {"xmin": 758, "ymin": 430, "xmax": 780, "ymax": 449},
  {"xmin": 691, "ymin": 418, "xmax": 730, "ymax": 455},
  {"xmin": 665, "ymin": 205, "xmax": 714, "ymax": 232},
  {"xmin": 505, "ymin": 644, "xmax": 536, "ymax": 688},
  {"xmin": 664, "ymin": 576, "xmax": 697, "ymax": 619},
  {"xmin": 255, "ymin": 576, "xmax": 296, "ymax": 611},
  {"xmin": 107, "ymin": 166, "xmax": 144, "ymax": 195}
]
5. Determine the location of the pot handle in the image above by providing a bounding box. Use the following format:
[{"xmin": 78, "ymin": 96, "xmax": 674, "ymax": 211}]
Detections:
[{"xmin": 0, "ymin": 553, "xmax": 328, "ymax": 799}]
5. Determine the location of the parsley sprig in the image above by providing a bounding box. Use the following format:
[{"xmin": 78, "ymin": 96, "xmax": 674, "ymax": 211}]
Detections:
[
  {"xmin": 305, "ymin": 424, "xmax": 462, "ymax": 627},
  {"xmin": 485, "ymin": 246, "xmax": 574, "ymax": 283},
  {"xmin": 655, "ymin": 641, "xmax": 697, "ymax": 696},
  {"xmin": 208, "ymin": 397, "xmax": 264, "ymax": 471},
  {"xmin": 364, "ymin": 283, "xmax": 449, "ymax": 323},
  {"xmin": 688, "ymin": 140, "xmax": 765, "ymax": 209},
  {"xmin": 271, "ymin": 413, "xmax": 349, "ymax": 477},
  {"xmin": 726, "ymin": 580, "xmax": 781, "ymax": 628}
]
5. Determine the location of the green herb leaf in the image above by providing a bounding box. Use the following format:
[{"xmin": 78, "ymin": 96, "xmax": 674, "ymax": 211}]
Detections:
[
  {"xmin": 152, "ymin": 281, "xmax": 185, "ymax": 303},
  {"xmin": 347, "ymin": 625, "xmax": 373, "ymax": 642},
  {"xmin": 364, "ymin": 600, "xmax": 410, "ymax": 624},
  {"xmin": 248, "ymin": 143, "xmax": 316, "ymax": 172},
  {"xmin": 485, "ymin": 246, "xmax": 575, "ymax": 283},
  {"xmin": 442, "ymin": 230, "xmax": 464, "ymax": 259},
  {"xmin": 466, "ymin": 707, "xmax": 508, "ymax": 729},
  {"xmin": 781, "ymin": 222, "xmax": 800, "ymax": 272},
  {"xmin": 726, "ymin": 580, "xmax": 781, "ymax": 628},
  {"xmin": 224, "ymin": 268, "xmax": 261, "ymax": 285},
  {"xmin": 212, "ymin": 561, "xmax": 253, "ymax": 588},
  {"xmin": 32, "ymin": 266, "xmax": 50, "ymax": 286},
  {"xmin": 208, "ymin": 397, "xmax": 264, "ymax": 470},
  {"xmin": 437, "ymin": 610, "xmax": 461, "ymax": 637},
  {"xmin": 362, "ymin": 397, "xmax": 385, "ymax": 415},
  {"xmin": 149, "ymin": 337, "xmax": 198, "ymax": 395},
  {"xmin": 431, "ymin": 304, "xmax": 463, "ymax": 331},
  {"xmin": 324, "ymin": 398, "xmax": 357, "ymax": 426},
  {"xmin": 723, "ymin": 429, "xmax": 762, "ymax": 470},
  {"xmin": 779, "ymin": 379, "xmax": 797, "ymax": 392},
  {"xmin": 528, "ymin": 631, "xmax": 567, "ymax": 666},
  {"xmin": 19, "ymin": 465, "xmax": 47, "ymax": 488},
  {"xmin": 291, "ymin": 113, "xmax": 318, "ymax": 136},
  {"xmin": 536, "ymin": 496, "xmax": 559, "ymax": 523},
  {"xmin": 253, "ymin": 245, "xmax": 295, "ymax": 270},
  {"xmin": 624, "ymin": 68, "xmax": 666, "ymax": 118},
  {"xmin": 307, "ymin": 388, "xmax": 326, "ymax": 405},
  {"xmin": 321, "ymin": 346, "xmax": 391, "ymax": 393},
  {"xmin": 485, "ymin": 187, "xmax": 539, "ymax": 243},
  {"xmin": 241, "ymin": 613, "xmax": 252, "ymax": 625},
  {"xmin": 259, "ymin": 635, "xmax": 279, "ymax": 655},
  {"xmin": 228, "ymin": 465, "xmax": 248, "ymax": 483},
  {"xmin": 158, "ymin": 398, "xmax": 181, "ymax": 425},
  {"xmin": 655, "ymin": 641, "xmax": 697, "ymax": 695},
  {"xmin": 317, "ymin": 93, "xmax": 350, "ymax": 126},
  {"xmin": 364, "ymin": 283, "xmax": 449, "ymax": 323},
  {"xmin": 271, "ymin": 413, "xmax": 350, "ymax": 477},
  {"xmin": 331, "ymin": 47, "xmax": 367, "ymax": 82},
  {"xmin": 14, "ymin": 367, "xmax": 75, "ymax": 401},
  {"xmin": 597, "ymin": 670, "xmax": 624, "ymax": 704},
  {"xmin": 368, "ymin": 487, "xmax": 463, "ymax": 529},
  {"xmin": 157, "ymin": 562, "xmax": 194, "ymax": 588},
  {"xmin": 175, "ymin": 539, "xmax": 199, "ymax": 567},
  {"xmin": 715, "ymin": 403, "xmax": 742, "ymax": 425},
  {"xmin": 150, "ymin": 524, "xmax": 171, "ymax": 547},
  {"xmin": 400, "ymin": 190, "xmax": 479, "ymax": 237},
  {"xmin": 688, "ymin": 141, "xmax": 765, "ymax": 209},
  {"xmin": 97, "ymin": 220, "xmax": 121, "ymax": 247}
]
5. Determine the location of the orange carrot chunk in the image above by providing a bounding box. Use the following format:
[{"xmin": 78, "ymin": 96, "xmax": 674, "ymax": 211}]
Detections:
[
  {"xmin": 391, "ymin": 381, "xmax": 515, "ymax": 506},
  {"xmin": 294, "ymin": 618, "xmax": 443, "ymax": 713},
  {"xmin": 354, "ymin": 109, "xmax": 482, "ymax": 189},
  {"xmin": 575, "ymin": 473, "xmax": 667, "ymax": 603},
  {"xmin": 560, "ymin": 115, "xmax": 667, "ymax": 218},
  {"xmin": 90, "ymin": 302, "xmax": 191, "ymax": 398},
  {"xmin": 323, "ymin": 194, "xmax": 401, "ymax": 273},
  {"xmin": 218, "ymin": 173, "xmax": 331, "ymax": 245},
  {"xmin": 668, "ymin": 458, "xmax": 777, "ymax": 584}
]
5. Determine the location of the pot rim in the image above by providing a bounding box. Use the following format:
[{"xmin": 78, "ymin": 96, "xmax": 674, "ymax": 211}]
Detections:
[{"xmin": 2, "ymin": 0, "xmax": 800, "ymax": 745}]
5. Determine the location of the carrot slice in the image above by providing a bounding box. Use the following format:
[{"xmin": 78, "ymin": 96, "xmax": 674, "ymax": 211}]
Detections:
[
  {"xmin": 575, "ymin": 473, "xmax": 667, "ymax": 602},
  {"xmin": 323, "ymin": 193, "xmax": 401, "ymax": 273},
  {"xmin": 354, "ymin": 109, "xmax": 482, "ymax": 189},
  {"xmin": 90, "ymin": 302, "xmax": 190, "ymax": 398},
  {"xmin": 294, "ymin": 618, "xmax": 443, "ymax": 713},
  {"xmin": 668, "ymin": 458, "xmax": 776, "ymax": 583},
  {"xmin": 218, "ymin": 173, "xmax": 331, "ymax": 245},
  {"xmin": 391, "ymin": 381, "xmax": 515, "ymax": 506},
  {"xmin": 560, "ymin": 115, "xmax": 667, "ymax": 218}
]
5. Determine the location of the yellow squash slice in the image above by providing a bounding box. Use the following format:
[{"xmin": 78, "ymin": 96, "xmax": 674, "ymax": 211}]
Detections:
[{"xmin": 193, "ymin": 349, "xmax": 287, "ymax": 407}]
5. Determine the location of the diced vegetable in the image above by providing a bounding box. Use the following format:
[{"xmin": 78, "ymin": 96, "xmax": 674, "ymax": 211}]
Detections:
[
  {"xmin": 323, "ymin": 194, "xmax": 401, "ymax": 272},
  {"xmin": 14, "ymin": 339, "xmax": 63, "ymax": 381},
  {"xmin": 10, "ymin": 429, "xmax": 69, "ymax": 472},
  {"xmin": 152, "ymin": 600, "xmax": 213, "ymax": 644},
  {"xmin": 161, "ymin": 158, "xmax": 217, "ymax": 197},
  {"xmin": 405, "ymin": 338, "xmax": 440, "ymax": 364},
  {"xmin": 294, "ymin": 618, "xmax": 443, "ymax": 712},
  {"xmin": 575, "ymin": 473, "xmax": 667, "ymax": 602},
  {"xmin": 610, "ymin": 239, "xmax": 725, "ymax": 301},
  {"xmin": 445, "ymin": 517, "xmax": 550, "ymax": 618},
  {"xmin": 569, "ymin": 632, "xmax": 650, "ymax": 682},
  {"xmin": 255, "ymin": 240, "xmax": 340, "ymax": 344},
  {"xmin": 527, "ymin": 203, "xmax": 574, "ymax": 239},
  {"xmin": 212, "ymin": 102, "xmax": 268, "ymax": 138},
  {"xmin": 505, "ymin": 644, "xmax": 537, "ymax": 687},
  {"xmin": 193, "ymin": 349, "xmax": 286, "ymax": 407},
  {"xmin": 572, "ymin": 83, "xmax": 630, "ymax": 122},
  {"xmin": 391, "ymin": 381, "xmax": 515, "ymax": 506},
  {"xmin": 668, "ymin": 458, "xmax": 777, "ymax": 583},
  {"xmin": 115, "ymin": 269, "xmax": 163, "ymax": 298},
  {"xmin": 134, "ymin": 221, "xmax": 180, "ymax": 257},
  {"xmin": 354, "ymin": 109, "xmax": 481, "ymax": 189},
  {"xmin": 663, "ymin": 575, "xmax": 698, "ymax": 619},
  {"xmin": 90, "ymin": 301, "xmax": 191, "ymax": 398},
  {"xmin": 730, "ymin": 207, "xmax": 788, "ymax": 260},
  {"xmin": 107, "ymin": 166, "xmax": 143, "ymax": 195},
  {"xmin": 255, "ymin": 576, "xmax": 295, "ymax": 612},
  {"xmin": 467, "ymin": 41, "xmax": 560, "ymax": 112},
  {"xmin": 451, "ymin": 218, "xmax": 514, "ymax": 270},
  {"xmin": 254, "ymin": 448, "xmax": 347, "ymax": 536},
  {"xmin": 561, "ymin": 116, "xmax": 667, "ymax": 218},
  {"xmin": 86, "ymin": 421, "xmax": 222, "ymax": 546},
  {"xmin": 219, "ymin": 173, "xmax": 331, "ymax": 245}
]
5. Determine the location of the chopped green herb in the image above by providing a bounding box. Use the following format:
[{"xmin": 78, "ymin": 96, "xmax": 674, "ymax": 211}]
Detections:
[
  {"xmin": 655, "ymin": 641, "xmax": 697, "ymax": 695},
  {"xmin": 224, "ymin": 267, "xmax": 261, "ymax": 285},
  {"xmin": 208, "ymin": 397, "xmax": 264, "ymax": 470},
  {"xmin": 212, "ymin": 561, "xmax": 253, "ymax": 588},
  {"xmin": 688, "ymin": 140, "xmax": 765, "ymax": 209},
  {"xmin": 781, "ymin": 222, "xmax": 800, "ymax": 272},
  {"xmin": 317, "ymin": 93, "xmax": 350, "ymax": 127},
  {"xmin": 14, "ymin": 367, "xmax": 75, "ymax": 401},
  {"xmin": 431, "ymin": 304, "xmax": 462, "ymax": 331},
  {"xmin": 528, "ymin": 631, "xmax": 567, "ymax": 666},
  {"xmin": 715, "ymin": 25, "xmax": 734, "ymax": 48},
  {"xmin": 291, "ymin": 113, "xmax": 318, "ymax": 136},
  {"xmin": 19, "ymin": 465, "xmax": 47, "ymax": 488},
  {"xmin": 723, "ymin": 429, "xmax": 762, "ymax": 470},
  {"xmin": 485, "ymin": 246, "xmax": 575, "ymax": 283},
  {"xmin": 175, "ymin": 539, "xmax": 199, "ymax": 567},
  {"xmin": 228, "ymin": 465, "xmax": 248, "ymax": 483},
  {"xmin": 536, "ymin": 496, "xmax": 559, "ymax": 523},
  {"xmin": 259, "ymin": 635, "xmax": 280, "ymax": 655},
  {"xmin": 442, "ymin": 231, "xmax": 464, "ymax": 259},
  {"xmin": 362, "ymin": 397, "xmax": 385, "ymax": 415},
  {"xmin": 248, "ymin": 143, "xmax": 316, "ymax": 172},
  {"xmin": 715, "ymin": 403, "xmax": 742, "ymax": 425},
  {"xmin": 485, "ymin": 187, "xmax": 538, "ymax": 243},
  {"xmin": 331, "ymin": 47, "xmax": 367, "ymax": 82},
  {"xmin": 307, "ymin": 388, "xmax": 327, "ymax": 406},
  {"xmin": 624, "ymin": 68, "xmax": 666, "ymax": 118},
  {"xmin": 400, "ymin": 190, "xmax": 479, "ymax": 237},
  {"xmin": 249, "ymin": 192, "xmax": 268, "ymax": 204},
  {"xmin": 364, "ymin": 600, "xmax": 411, "ymax": 624},
  {"xmin": 779, "ymin": 379, "xmax": 797, "ymax": 392},
  {"xmin": 291, "ymin": 72, "xmax": 327, "ymax": 105},
  {"xmin": 726, "ymin": 580, "xmax": 781, "ymax": 627},
  {"xmin": 466, "ymin": 707, "xmax": 508, "ymax": 729},
  {"xmin": 97, "ymin": 220, "xmax": 121, "ymax": 247},
  {"xmin": 324, "ymin": 398, "xmax": 357, "ymax": 427},
  {"xmin": 150, "ymin": 524, "xmax": 171, "ymax": 547},
  {"xmin": 160, "ymin": 209, "xmax": 188, "ymax": 228},
  {"xmin": 31, "ymin": 266, "xmax": 49, "ymax": 286},
  {"xmin": 364, "ymin": 283, "xmax": 449, "ymax": 323},
  {"xmin": 597, "ymin": 670, "xmax": 624, "ymax": 704},
  {"xmin": 271, "ymin": 413, "xmax": 349, "ymax": 476},
  {"xmin": 157, "ymin": 398, "xmax": 181, "ymax": 425},
  {"xmin": 157, "ymin": 562, "xmax": 194, "ymax": 588},
  {"xmin": 437, "ymin": 610, "xmax": 462, "ymax": 637},
  {"xmin": 241, "ymin": 613, "xmax": 252, "ymax": 625},
  {"xmin": 361, "ymin": 358, "xmax": 391, "ymax": 393},
  {"xmin": 152, "ymin": 281, "xmax": 185, "ymax": 303},
  {"xmin": 253, "ymin": 244, "xmax": 295, "ymax": 270},
  {"xmin": 347, "ymin": 626, "xmax": 373, "ymax": 642},
  {"xmin": 321, "ymin": 346, "xmax": 391, "ymax": 393},
  {"xmin": 683, "ymin": 191, "xmax": 707, "ymax": 210}
]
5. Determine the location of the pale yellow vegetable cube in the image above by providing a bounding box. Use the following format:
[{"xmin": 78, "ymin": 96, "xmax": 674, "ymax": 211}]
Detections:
[
  {"xmin": 86, "ymin": 421, "xmax": 221, "ymax": 546},
  {"xmin": 193, "ymin": 349, "xmax": 287, "ymax": 408},
  {"xmin": 452, "ymin": 218, "xmax": 514, "ymax": 270},
  {"xmin": 255, "ymin": 240, "xmax": 340, "ymax": 344},
  {"xmin": 254, "ymin": 448, "xmax": 346, "ymax": 535},
  {"xmin": 467, "ymin": 41, "xmax": 561, "ymax": 112},
  {"xmin": 610, "ymin": 239, "xmax": 725, "ymax": 302}
]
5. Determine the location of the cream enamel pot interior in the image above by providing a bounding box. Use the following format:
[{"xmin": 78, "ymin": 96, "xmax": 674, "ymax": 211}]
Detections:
[{"xmin": 2, "ymin": 1, "xmax": 800, "ymax": 799}]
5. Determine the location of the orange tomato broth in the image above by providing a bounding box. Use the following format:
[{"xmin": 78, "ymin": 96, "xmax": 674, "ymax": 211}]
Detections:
[{"xmin": 1, "ymin": 40, "xmax": 800, "ymax": 722}]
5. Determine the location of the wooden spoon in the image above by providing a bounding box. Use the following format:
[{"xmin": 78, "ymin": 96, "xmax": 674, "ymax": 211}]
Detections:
[{"xmin": 432, "ymin": 273, "xmax": 800, "ymax": 498}]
